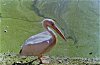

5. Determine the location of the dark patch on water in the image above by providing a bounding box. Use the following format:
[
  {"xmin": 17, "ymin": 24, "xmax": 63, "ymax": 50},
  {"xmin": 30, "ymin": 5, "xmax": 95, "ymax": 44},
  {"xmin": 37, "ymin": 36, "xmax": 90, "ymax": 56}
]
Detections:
[
  {"xmin": 0, "ymin": 13, "xmax": 1, "ymax": 18},
  {"xmin": 89, "ymin": 52, "xmax": 93, "ymax": 55}
]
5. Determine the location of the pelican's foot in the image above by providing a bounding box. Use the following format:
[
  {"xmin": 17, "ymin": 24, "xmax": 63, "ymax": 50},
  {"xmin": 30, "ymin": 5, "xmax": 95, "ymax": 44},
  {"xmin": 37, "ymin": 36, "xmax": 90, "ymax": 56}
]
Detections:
[{"xmin": 39, "ymin": 56, "xmax": 50, "ymax": 64}]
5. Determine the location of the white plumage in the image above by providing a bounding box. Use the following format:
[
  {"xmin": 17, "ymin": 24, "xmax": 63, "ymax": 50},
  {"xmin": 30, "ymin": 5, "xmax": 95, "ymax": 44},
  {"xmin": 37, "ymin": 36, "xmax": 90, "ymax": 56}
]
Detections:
[{"xmin": 24, "ymin": 31, "xmax": 52, "ymax": 45}]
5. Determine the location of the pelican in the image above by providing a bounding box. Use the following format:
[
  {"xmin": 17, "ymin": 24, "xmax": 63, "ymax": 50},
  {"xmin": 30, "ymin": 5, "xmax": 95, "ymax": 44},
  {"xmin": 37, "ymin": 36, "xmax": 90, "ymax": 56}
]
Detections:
[{"xmin": 19, "ymin": 19, "xmax": 66, "ymax": 64}]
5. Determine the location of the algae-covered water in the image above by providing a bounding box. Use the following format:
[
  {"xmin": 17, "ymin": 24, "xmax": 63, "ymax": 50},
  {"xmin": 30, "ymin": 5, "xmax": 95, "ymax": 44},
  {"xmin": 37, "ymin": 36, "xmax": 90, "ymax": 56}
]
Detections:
[{"xmin": 0, "ymin": 0, "xmax": 100, "ymax": 65}]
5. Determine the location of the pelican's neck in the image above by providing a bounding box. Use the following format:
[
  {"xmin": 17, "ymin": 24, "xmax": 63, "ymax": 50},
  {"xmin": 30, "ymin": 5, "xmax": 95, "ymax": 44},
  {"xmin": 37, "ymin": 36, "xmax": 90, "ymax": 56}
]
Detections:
[
  {"xmin": 47, "ymin": 27, "xmax": 57, "ymax": 45},
  {"xmin": 47, "ymin": 27, "xmax": 57, "ymax": 38},
  {"xmin": 45, "ymin": 26, "xmax": 56, "ymax": 41},
  {"xmin": 42, "ymin": 20, "xmax": 57, "ymax": 42}
]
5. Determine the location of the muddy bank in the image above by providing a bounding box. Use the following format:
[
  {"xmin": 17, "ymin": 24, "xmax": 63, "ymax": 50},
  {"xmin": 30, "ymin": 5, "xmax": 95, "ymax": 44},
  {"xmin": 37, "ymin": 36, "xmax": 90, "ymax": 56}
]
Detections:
[{"xmin": 0, "ymin": 53, "xmax": 100, "ymax": 65}]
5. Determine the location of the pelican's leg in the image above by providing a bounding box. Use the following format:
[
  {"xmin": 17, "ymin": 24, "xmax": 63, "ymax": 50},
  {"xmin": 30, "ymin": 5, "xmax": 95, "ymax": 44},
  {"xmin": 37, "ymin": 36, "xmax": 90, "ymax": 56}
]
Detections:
[{"xmin": 38, "ymin": 55, "xmax": 43, "ymax": 64}]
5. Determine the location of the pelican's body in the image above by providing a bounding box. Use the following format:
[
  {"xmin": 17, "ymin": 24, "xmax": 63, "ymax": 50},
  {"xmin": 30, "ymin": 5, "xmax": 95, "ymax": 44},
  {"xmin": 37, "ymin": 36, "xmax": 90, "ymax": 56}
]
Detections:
[
  {"xmin": 20, "ymin": 31, "xmax": 56, "ymax": 56},
  {"xmin": 19, "ymin": 19, "xmax": 66, "ymax": 64}
]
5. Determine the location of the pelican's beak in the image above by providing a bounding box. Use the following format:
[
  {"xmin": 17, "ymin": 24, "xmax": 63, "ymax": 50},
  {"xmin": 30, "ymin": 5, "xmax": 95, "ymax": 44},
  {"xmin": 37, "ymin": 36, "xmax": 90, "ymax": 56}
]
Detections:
[{"xmin": 53, "ymin": 25, "xmax": 66, "ymax": 41}]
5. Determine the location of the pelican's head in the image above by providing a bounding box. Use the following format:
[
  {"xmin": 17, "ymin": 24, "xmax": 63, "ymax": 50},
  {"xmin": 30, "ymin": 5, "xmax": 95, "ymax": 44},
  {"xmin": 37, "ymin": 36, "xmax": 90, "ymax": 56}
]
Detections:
[{"xmin": 42, "ymin": 19, "xmax": 66, "ymax": 41}]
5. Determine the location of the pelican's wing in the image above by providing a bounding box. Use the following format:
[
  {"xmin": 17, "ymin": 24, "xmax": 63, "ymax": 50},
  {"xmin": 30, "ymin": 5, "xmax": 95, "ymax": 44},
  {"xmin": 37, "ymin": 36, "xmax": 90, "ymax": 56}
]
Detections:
[{"xmin": 23, "ymin": 31, "xmax": 52, "ymax": 45}]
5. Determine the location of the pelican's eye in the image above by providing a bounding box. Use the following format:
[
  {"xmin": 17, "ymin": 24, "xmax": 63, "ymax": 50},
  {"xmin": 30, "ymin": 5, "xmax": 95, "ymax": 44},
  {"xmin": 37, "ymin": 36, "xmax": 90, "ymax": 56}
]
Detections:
[{"xmin": 51, "ymin": 23, "xmax": 54, "ymax": 26}]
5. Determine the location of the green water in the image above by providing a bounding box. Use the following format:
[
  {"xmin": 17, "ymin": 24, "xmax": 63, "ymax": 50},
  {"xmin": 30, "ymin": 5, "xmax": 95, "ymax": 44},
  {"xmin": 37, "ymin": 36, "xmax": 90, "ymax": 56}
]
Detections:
[{"xmin": 0, "ymin": 0, "xmax": 100, "ymax": 60}]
